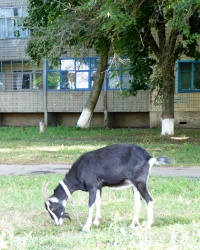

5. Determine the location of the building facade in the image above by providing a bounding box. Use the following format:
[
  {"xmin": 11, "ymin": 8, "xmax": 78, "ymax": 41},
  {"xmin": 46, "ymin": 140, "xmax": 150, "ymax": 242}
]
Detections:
[{"xmin": 0, "ymin": 0, "xmax": 200, "ymax": 128}]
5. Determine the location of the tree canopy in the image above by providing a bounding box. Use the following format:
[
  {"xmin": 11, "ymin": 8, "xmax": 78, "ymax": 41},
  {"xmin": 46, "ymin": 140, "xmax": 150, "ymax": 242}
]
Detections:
[
  {"xmin": 25, "ymin": 0, "xmax": 200, "ymax": 94},
  {"xmin": 25, "ymin": 0, "xmax": 200, "ymax": 133},
  {"xmin": 25, "ymin": 0, "xmax": 111, "ymax": 63}
]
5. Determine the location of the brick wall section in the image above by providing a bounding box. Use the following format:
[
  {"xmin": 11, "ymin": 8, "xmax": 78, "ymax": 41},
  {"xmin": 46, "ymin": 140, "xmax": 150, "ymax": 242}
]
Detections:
[
  {"xmin": 0, "ymin": 92, "xmax": 44, "ymax": 112},
  {"xmin": 0, "ymin": 0, "xmax": 27, "ymax": 7},
  {"xmin": 0, "ymin": 39, "xmax": 29, "ymax": 61}
]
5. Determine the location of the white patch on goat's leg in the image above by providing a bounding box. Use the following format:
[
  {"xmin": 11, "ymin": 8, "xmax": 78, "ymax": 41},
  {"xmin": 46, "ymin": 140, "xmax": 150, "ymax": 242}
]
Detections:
[
  {"xmin": 146, "ymin": 201, "xmax": 153, "ymax": 230},
  {"xmin": 93, "ymin": 189, "xmax": 101, "ymax": 226},
  {"xmin": 130, "ymin": 187, "xmax": 141, "ymax": 228},
  {"xmin": 82, "ymin": 203, "xmax": 95, "ymax": 233}
]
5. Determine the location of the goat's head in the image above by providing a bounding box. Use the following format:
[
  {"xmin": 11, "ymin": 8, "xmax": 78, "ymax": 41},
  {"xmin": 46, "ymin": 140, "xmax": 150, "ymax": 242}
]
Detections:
[{"xmin": 42, "ymin": 182, "xmax": 70, "ymax": 226}]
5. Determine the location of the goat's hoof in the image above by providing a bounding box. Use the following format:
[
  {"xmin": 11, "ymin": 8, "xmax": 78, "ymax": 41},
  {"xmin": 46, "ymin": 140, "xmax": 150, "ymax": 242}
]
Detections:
[
  {"xmin": 141, "ymin": 221, "xmax": 152, "ymax": 231},
  {"xmin": 129, "ymin": 221, "xmax": 140, "ymax": 229},
  {"xmin": 81, "ymin": 227, "xmax": 90, "ymax": 233},
  {"xmin": 93, "ymin": 218, "xmax": 101, "ymax": 226}
]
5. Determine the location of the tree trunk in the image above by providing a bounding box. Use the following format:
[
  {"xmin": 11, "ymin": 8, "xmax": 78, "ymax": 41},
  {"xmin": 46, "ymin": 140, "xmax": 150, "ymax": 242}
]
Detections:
[
  {"xmin": 161, "ymin": 62, "xmax": 175, "ymax": 135},
  {"xmin": 77, "ymin": 48, "xmax": 109, "ymax": 128}
]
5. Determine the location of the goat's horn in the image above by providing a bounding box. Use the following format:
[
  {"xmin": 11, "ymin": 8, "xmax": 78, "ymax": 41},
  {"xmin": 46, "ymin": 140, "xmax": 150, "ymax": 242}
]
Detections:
[{"xmin": 42, "ymin": 182, "xmax": 49, "ymax": 202}]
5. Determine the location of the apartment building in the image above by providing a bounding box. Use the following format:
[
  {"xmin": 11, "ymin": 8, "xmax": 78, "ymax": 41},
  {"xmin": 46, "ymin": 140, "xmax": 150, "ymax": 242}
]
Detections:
[{"xmin": 0, "ymin": 0, "xmax": 200, "ymax": 128}]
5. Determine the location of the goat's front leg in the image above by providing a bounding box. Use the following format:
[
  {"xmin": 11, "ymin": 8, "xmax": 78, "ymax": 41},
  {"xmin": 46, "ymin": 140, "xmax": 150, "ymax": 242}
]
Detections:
[
  {"xmin": 130, "ymin": 186, "xmax": 141, "ymax": 228},
  {"xmin": 93, "ymin": 189, "xmax": 101, "ymax": 226},
  {"xmin": 82, "ymin": 188, "xmax": 97, "ymax": 233}
]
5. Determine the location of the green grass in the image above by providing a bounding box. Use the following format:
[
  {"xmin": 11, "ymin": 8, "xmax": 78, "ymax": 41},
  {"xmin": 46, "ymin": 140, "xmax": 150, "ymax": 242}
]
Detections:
[
  {"xmin": 0, "ymin": 174, "xmax": 200, "ymax": 249},
  {"xmin": 1, "ymin": 126, "xmax": 200, "ymax": 165},
  {"xmin": 1, "ymin": 127, "xmax": 200, "ymax": 249}
]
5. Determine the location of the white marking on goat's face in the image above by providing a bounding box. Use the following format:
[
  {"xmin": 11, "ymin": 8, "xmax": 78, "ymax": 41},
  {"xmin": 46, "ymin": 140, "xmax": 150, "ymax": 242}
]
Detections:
[
  {"xmin": 49, "ymin": 197, "xmax": 59, "ymax": 203},
  {"xmin": 62, "ymin": 200, "xmax": 66, "ymax": 207},
  {"xmin": 45, "ymin": 199, "xmax": 67, "ymax": 226}
]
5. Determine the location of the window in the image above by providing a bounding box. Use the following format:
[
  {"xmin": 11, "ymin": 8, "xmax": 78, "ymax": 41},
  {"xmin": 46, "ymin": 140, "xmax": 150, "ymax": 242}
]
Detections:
[
  {"xmin": 106, "ymin": 58, "xmax": 131, "ymax": 90},
  {"xmin": 0, "ymin": 61, "xmax": 43, "ymax": 91},
  {"xmin": 178, "ymin": 61, "xmax": 200, "ymax": 92},
  {"xmin": 47, "ymin": 57, "xmax": 131, "ymax": 91},
  {"xmin": 0, "ymin": 7, "xmax": 29, "ymax": 39}
]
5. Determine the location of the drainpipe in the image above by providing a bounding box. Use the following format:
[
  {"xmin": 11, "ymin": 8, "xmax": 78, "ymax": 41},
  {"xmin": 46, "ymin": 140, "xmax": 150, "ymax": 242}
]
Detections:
[
  {"xmin": 103, "ymin": 78, "xmax": 108, "ymax": 128},
  {"xmin": 43, "ymin": 60, "xmax": 48, "ymax": 126}
]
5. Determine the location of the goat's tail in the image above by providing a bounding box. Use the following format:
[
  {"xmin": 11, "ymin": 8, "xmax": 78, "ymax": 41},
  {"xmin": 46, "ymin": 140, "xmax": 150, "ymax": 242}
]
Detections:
[
  {"xmin": 155, "ymin": 156, "xmax": 172, "ymax": 165},
  {"xmin": 149, "ymin": 156, "xmax": 172, "ymax": 166}
]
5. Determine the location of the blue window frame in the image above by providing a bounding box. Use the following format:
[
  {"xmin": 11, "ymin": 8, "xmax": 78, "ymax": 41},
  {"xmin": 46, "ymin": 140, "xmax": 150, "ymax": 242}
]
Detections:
[
  {"xmin": 47, "ymin": 57, "xmax": 131, "ymax": 91},
  {"xmin": 178, "ymin": 60, "xmax": 200, "ymax": 92}
]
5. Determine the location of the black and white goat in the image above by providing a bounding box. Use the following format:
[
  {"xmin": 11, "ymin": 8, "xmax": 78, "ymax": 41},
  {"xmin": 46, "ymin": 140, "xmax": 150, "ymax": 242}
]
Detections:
[{"xmin": 42, "ymin": 144, "xmax": 170, "ymax": 232}]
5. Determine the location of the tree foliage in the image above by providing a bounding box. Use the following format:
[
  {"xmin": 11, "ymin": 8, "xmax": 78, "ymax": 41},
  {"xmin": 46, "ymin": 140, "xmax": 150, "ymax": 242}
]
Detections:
[
  {"xmin": 25, "ymin": 0, "xmax": 200, "ymax": 101},
  {"xmin": 96, "ymin": 0, "xmax": 200, "ymax": 96},
  {"xmin": 24, "ymin": 0, "xmax": 111, "ymax": 64}
]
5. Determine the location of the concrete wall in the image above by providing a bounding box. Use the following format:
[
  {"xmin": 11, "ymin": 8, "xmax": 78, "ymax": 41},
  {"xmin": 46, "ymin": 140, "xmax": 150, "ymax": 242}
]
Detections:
[
  {"xmin": 150, "ymin": 88, "xmax": 200, "ymax": 129},
  {"xmin": 0, "ymin": 90, "xmax": 150, "ymax": 127},
  {"xmin": 0, "ymin": 0, "xmax": 26, "ymax": 6},
  {"xmin": 1, "ymin": 113, "xmax": 43, "ymax": 126},
  {"xmin": 0, "ymin": 39, "xmax": 28, "ymax": 61}
]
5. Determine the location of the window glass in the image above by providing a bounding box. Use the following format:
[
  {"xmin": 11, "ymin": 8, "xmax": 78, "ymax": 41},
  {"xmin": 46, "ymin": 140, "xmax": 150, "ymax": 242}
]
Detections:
[
  {"xmin": 0, "ymin": 8, "xmax": 13, "ymax": 18},
  {"xmin": 76, "ymin": 59, "xmax": 89, "ymax": 70},
  {"xmin": 48, "ymin": 72, "xmax": 60, "ymax": 89},
  {"xmin": 22, "ymin": 74, "xmax": 30, "ymax": 89},
  {"xmin": 61, "ymin": 60, "xmax": 75, "ymax": 70},
  {"xmin": 0, "ymin": 60, "xmax": 43, "ymax": 91},
  {"xmin": 194, "ymin": 64, "xmax": 200, "ymax": 89},
  {"xmin": 60, "ymin": 71, "xmax": 75, "ymax": 89},
  {"xmin": 47, "ymin": 57, "xmax": 131, "ymax": 91},
  {"xmin": 178, "ymin": 61, "xmax": 200, "ymax": 92},
  {"xmin": 0, "ymin": 7, "xmax": 28, "ymax": 38},
  {"xmin": 76, "ymin": 72, "xmax": 89, "ymax": 89},
  {"xmin": 7, "ymin": 19, "xmax": 14, "ymax": 37},
  {"xmin": 0, "ymin": 74, "xmax": 4, "ymax": 90},
  {"xmin": 180, "ymin": 63, "xmax": 191, "ymax": 71},
  {"xmin": 180, "ymin": 72, "xmax": 191, "ymax": 90},
  {"xmin": 0, "ymin": 19, "xmax": 5, "ymax": 38},
  {"xmin": 68, "ymin": 72, "xmax": 75, "ymax": 89},
  {"xmin": 13, "ymin": 73, "xmax": 23, "ymax": 90},
  {"xmin": 108, "ymin": 58, "xmax": 120, "ymax": 71},
  {"xmin": 90, "ymin": 58, "xmax": 99, "ymax": 70},
  {"xmin": 121, "ymin": 70, "xmax": 131, "ymax": 89},
  {"xmin": 22, "ymin": 8, "xmax": 28, "ymax": 17},
  {"xmin": 32, "ymin": 72, "xmax": 43, "ymax": 90},
  {"xmin": 108, "ymin": 71, "xmax": 120, "ymax": 89}
]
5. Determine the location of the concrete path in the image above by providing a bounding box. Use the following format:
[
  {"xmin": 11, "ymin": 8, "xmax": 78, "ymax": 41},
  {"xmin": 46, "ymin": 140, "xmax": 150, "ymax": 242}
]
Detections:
[{"xmin": 0, "ymin": 164, "xmax": 200, "ymax": 178}]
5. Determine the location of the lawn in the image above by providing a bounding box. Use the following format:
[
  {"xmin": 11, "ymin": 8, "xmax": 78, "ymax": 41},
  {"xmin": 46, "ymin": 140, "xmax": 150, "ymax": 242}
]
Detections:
[
  {"xmin": 0, "ymin": 126, "xmax": 200, "ymax": 165},
  {"xmin": 0, "ymin": 175, "xmax": 200, "ymax": 249},
  {"xmin": 1, "ymin": 127, "xmax": 200, "ymax": 249}
]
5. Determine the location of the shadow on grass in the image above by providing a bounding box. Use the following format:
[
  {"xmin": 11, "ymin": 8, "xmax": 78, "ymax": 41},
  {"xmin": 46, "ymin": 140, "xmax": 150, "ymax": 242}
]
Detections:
[{"xmin": 154, "ymin": 216, "xmax": 193, "ymax": 227}]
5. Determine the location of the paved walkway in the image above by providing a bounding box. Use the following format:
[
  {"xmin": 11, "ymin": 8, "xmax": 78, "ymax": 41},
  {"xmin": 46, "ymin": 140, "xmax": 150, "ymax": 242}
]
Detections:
[{"xmin": 1, "ymin": 164, "xmax": 200, "ymax": 177}]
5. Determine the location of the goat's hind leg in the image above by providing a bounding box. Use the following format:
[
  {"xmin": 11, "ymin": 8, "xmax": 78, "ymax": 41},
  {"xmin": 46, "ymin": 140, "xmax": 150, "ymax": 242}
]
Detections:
[
  {"xmin": 135, "ymin": 182, "xmax": 153, "ymax": 230},
  {"xmin": 130, "ymin": 186, "xmax": 142, "ymax": 228},
  {"xmin": 93, "ymin": 189, "xmax": 101, "ymax": 226}
]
